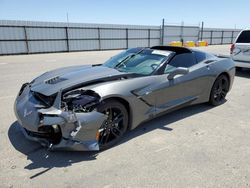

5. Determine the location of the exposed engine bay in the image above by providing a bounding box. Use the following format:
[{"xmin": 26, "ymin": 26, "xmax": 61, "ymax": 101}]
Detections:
[{"xmin": 62, "ymin": 90, "xmax": 101, "ymax": 113}]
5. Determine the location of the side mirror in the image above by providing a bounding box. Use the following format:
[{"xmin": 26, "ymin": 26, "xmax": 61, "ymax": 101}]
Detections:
[{"xmin": 167, "ymin": 67, "xmax": 189, "ymax": 80}]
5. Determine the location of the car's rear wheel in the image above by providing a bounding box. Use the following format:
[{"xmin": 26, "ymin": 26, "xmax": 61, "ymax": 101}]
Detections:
[
  {"xmin": 97, "ymin": 100, "xmax": 128, "ymax": 150},
  {"xmin": 209, "ymin": 74, "xmax": 229, "ymax": 106}
]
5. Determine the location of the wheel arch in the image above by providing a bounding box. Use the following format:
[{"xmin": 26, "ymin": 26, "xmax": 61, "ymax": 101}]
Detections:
[
  {"xmin": 216, "ymin": 72, "xmax": 231, "ymax": 89},
  {"xmin": 101, "ymin": 96, "xmax": 132, "ymax": 130}
]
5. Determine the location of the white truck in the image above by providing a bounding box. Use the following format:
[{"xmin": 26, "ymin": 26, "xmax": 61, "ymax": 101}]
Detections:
[{"xmin": 231, "ymin": 29, "xmax": 250, "ymax": 68}]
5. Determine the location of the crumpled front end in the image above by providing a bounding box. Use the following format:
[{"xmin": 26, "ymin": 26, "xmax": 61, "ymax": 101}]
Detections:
[{"xmin": 14, "ymin": 83, "xmax": 107, "ymax": 151}]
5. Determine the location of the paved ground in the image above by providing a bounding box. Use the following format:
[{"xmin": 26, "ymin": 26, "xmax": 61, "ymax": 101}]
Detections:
[
  {"xmin": 192, "ymin": 44, "xmax": 231, "ymax": 57},
  {"xmin": 1, "ymin": 45, "xmax": 250, "ymax": 188}
]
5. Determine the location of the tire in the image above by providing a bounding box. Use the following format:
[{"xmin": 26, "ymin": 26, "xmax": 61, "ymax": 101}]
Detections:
[
  {"xmin": 209, "ymin": 74, "xmax": 229, "ymax": 106},
  {"xmin": 97, "ymin": 100, "xmax": 128, "ymax": 150}
]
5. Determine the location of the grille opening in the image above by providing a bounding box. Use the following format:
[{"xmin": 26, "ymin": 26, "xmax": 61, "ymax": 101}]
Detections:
[{"xmin": 26, "ymin": 125, "xmax": 62, "ymax": 144}]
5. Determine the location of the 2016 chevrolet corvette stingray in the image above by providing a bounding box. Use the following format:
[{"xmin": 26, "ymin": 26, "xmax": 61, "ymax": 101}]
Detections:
[{"xmin": 14, "ymin": 46, "xmax": 235, "ymax": 151}]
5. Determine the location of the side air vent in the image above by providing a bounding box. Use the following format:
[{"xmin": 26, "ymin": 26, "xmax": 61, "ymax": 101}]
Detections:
[
  {"xmin": 45, "ymin": 76, "xmax": 67, "ymax": 84},
  {"xmin": 204, "ymin": 59, "xmax": 215, "ymax": 64}
]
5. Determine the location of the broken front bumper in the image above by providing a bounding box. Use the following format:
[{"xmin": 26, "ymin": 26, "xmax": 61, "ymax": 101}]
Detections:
[{"xmin": 14, "ymin": 84, "xmax": 106, "ymax": 151}]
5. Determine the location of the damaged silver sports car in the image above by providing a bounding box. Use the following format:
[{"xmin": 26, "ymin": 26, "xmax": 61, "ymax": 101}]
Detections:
[{"xmin": 14, "ymin": 46, "xmax": 235, "ymax": 151}]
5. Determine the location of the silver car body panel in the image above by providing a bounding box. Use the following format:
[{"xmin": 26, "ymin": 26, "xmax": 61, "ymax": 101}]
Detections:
[
  {"xmin": 31, "ymin": 65, "xmax": 128, "ymax": 96},
  {"xmin": 14, "ymin": 47, "xmax": 235, "ymax": 151}
]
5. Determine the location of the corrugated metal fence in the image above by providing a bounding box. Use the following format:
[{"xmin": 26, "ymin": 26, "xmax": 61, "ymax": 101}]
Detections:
[
  {"xmin": 0, "ymin": 20, "xmax": 160, "ymax": 55},
  {"xmin": 201, "ymin": 28, "xmax": 240, "ymax": 45},
  {"xmin": 163, "ymin": 25, "xmax": 200, "ymax": 44},
  {"xmin": 0, "ymin": 20, "xmax": 242, "ymax": 55},
  {"xmin": 163, "ymin": 25, "xmax": 241, "ymax": 45}
]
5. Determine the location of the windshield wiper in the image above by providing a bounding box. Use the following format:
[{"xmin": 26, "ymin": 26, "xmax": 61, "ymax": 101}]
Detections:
[
  {"xmin": 114, "ymin": 48, "xmax": 145, "ymax": 68},
  {"xmin": 115, "ymin": 54, "xmax": 135, "ymax": 68}
]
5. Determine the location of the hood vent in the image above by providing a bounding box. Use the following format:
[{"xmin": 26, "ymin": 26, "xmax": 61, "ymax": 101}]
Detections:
[{"xmin": 45, "ymin": 76, "xmax": 67, "ymax": 85}]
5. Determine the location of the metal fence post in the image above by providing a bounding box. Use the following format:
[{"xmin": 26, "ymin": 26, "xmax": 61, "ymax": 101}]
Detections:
[
  {"xmin": 65, "ymin": 27, "xmax": 70, "ymax": 52},
  {"xmin": 231, "ymin": 31, "xmax": 234, "ymax": 44},
  {"xmin": 200, "ymin": 21, "xmax": 204, "ymax": 41},
  {"xmin": 148, "ymin": 29, "xmax": 150, "ymax": 47},
  {"xmin": 126, "ymin": 28, "xmax": 128, "ymax": 49},
  {"xmin": 210, "ymin": 31, "xmax": 213, "ymax": 45},
  {"xmin": 97, "ymin": 27, "xmax": 101, "ymax": 50},
  {"xmin": 180, "ymin": 21, "xmax": 184, "ymax": 45},
  {"xmin": 23, "ymin": 26, "xmax": 29, "ymax": 54},
  {"xmin": 161, "ymin": 19, "xmax": 165, "ymax": 45},
  {"xmin": 221, "ymin": 31, "xmax": 224, "ymax": 44}
]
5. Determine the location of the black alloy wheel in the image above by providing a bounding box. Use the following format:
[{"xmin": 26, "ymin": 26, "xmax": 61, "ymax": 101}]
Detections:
[
  {"xmin": 97, "ymin": 100, "xmax": 128, "ymax": 150},
  {"xmin": 209, "ymin": 74, "xmax": 229, "ymax": 106}
]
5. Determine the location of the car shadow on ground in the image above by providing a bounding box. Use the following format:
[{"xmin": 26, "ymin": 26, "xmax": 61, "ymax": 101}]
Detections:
[
  {"xmin": 8, "ymin": 103, "xmax": 214, "ymax": 178},
  {"xmin": 117, "ymin": 103, "xmax": 213, "ymax": 147},
  {"xmin": 8, "ymin": 122, "xmax": 98, "ymax": 178},
  {"xmin": 235, "ymin": 68, "xmax": 250, "ymax": 78}
]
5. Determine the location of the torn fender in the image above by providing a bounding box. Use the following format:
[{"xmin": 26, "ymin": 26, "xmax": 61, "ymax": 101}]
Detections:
[{"xmin": 39, "ymin": 107, "xmax": 107, "ymax": 149}]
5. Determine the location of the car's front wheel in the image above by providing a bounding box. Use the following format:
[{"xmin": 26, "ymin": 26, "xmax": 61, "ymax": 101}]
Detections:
[
  {"xmin": 97, "ymin": 100, "xmax": 128, "ymax": 150},
  {"xmin": 209, "ymin": 74, "xmax": 229, "ymax": 106}
]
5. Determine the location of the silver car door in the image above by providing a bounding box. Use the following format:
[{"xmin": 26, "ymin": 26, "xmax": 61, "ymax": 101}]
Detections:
[{"xmin": 139, "ymin": 53, "xmax": 212, "ymax": 114}]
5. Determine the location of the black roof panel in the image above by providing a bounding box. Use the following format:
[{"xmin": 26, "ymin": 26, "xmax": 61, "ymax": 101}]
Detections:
[{"xmin": 150, "ymin": 46, "xmax": 192, "ymax": 54}]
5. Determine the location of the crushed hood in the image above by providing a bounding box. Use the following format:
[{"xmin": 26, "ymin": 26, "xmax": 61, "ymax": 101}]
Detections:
[{"xmin": 30, "ymin": 65, "xmax": 127, "ymax": 96}]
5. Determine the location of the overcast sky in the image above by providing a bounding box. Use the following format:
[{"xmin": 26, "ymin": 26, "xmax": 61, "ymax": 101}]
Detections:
[{"xmin": 0, "ymin": 0, "xmax": 249, "ymax": 29}]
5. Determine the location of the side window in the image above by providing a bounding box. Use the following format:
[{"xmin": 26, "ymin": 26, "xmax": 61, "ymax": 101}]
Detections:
[
  {"xmin": 194, "ymin": 51, "xmax": 206, "ymax": 63},
  {"xmin": 236, "ymin": 30, "xmax": 250, "ymax": 43},
  {"xmin": 164, "ymin": 53, "xmax": 196, "ymax": 73}
]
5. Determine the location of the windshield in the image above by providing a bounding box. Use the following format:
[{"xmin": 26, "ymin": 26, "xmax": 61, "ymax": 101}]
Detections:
[
  {"xmin": 113, "ymin": 49, "xmax": 172, "ymax": 75},
  {"xmin": 103, "ymin": 48, "xmax": 143, "ymax": 68}
]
